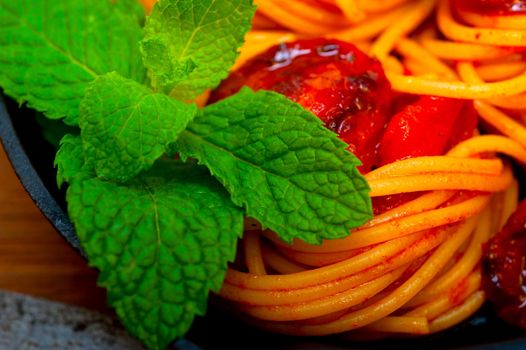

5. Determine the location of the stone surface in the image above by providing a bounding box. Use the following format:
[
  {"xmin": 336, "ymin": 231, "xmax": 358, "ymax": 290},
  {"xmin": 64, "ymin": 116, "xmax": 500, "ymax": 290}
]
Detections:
[{"xmin": 0, "ymin": 289, "xmax": 145, "ymax": 350}]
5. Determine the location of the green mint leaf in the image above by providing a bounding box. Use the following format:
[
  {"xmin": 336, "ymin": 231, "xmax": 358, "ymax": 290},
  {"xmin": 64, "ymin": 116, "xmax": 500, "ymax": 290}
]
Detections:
[
  {"xmin": 176, "ymin": 88, "xmax": 373, "ymax": 244},
  {"xmin": 55, "ymin": 134, "xmax": 90, "ymax": 187},
  {"xmin": 141, "ymin": 0, "xmax": 256, "ymax": 98},
  {"xmin": 140, "ymin": 37, "xmax": 197, "ymax": 92},
  {"xmin": 67, "ymin": 159, "xmax": 244, "ymax": 350},
  {"xmin": 0, "ymin": 0, "xmax": 145, "ymax": 125},
  {"xmin": 114, "ymin": 0, "xmax": 147, "ymax": 27},
  {"xmin": 79, "ymin": 72, "xmax": 197, "ymax": 182}
]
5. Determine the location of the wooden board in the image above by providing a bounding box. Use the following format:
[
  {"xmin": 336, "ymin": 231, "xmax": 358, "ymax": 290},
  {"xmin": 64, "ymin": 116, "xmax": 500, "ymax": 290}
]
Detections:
[{"xmin": 0, "ymin": 143, "xmax": 109, "ymax": 313}]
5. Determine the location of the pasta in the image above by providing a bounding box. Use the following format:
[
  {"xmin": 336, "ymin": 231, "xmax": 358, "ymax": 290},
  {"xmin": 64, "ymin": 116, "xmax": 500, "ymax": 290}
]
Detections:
[{"xmin": 141, "ymin": 0, "xmax": 526, "ymax": 340}]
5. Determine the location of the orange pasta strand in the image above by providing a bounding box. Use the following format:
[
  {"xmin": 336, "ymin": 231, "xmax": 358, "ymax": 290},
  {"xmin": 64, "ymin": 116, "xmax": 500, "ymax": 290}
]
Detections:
[{"xmin": 437, "ymin": 0, "xmax": 526, "ymax": 47}]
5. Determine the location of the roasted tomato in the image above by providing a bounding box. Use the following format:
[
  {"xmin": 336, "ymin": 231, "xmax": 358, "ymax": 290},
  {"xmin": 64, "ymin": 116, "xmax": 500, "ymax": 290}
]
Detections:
[
  {"xmin": 210, "ymin": 38, "xmax": 393, "ymax": 173},
  {"xmin": 378, "ymin": 96, "xmax": 478, "ymax": 166},
  {"xmin": 483, "ymin": 199, "xmax": 526, "ymax": 328}
]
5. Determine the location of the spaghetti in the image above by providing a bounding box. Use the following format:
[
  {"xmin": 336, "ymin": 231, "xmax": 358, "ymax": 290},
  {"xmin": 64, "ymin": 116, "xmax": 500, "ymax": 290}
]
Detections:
[{"xmin": 140, "ymin": 0, "xmax": 526, "ymax": 340}]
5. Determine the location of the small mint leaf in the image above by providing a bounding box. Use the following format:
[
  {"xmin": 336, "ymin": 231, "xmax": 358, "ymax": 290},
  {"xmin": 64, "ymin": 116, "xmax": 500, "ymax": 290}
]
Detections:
[
  {"xmin": 141, "ymin": 0, "xmax": 256, "ymax": 98},
  {"xmin": 176, "ymin": 88, "xmax": 373, "ymax": 244},
  {"xmin": 140, "ymin": 36, "xmax": 197, "ymax": 91},
  {"xmin": 54, "ymin": 134, "xmax": 91, "ymax": 187},
  {"xmin": 79, "ymin": 72, "xmax": 197, "ymax": 182},
  {"xmin": 0, "ymin": 0, "xmax": 146, "ymax": 125},
  {"xmin": 67, "ymin": 159, "xmax": 243, "ymax": 350}
]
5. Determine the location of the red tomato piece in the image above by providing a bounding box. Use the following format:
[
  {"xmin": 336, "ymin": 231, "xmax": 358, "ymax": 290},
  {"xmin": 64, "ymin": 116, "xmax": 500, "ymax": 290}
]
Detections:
[
  {"xmin": 447, "ymin": 101, "xmax": 479, "ymax": 149},
  {"xmin": 483, "ymin": 199, "xmax": 526, "ymax": 328},
  {"xmin": 378, "ymin": 96, "xmax": 477, "ymax": 166},
  {"xmin": 210, "ymin": 38, "xmax": 393, "ymax": 173}
]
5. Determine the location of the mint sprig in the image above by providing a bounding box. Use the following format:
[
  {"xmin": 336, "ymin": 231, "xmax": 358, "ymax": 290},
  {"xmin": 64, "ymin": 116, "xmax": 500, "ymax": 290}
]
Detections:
[
  {"xmin": 65, "ymin": 153, "xmax": 243, "ymax": 350},
  {"xmin": 79, "ymin": 72, "xmax": 197, "ymax": 182},
  {"xmin": 176, "ymin": 88, "xmax": 372, "ymax": 244},
  {"xmin": 0, "ymin": 0, "xmax": 374, "ymax": 349},
  {"xmin": 0, "ymin": 0, "xmax": 145, "ymax": 125},
  {"xmin": 141, "ymin": 0, "xmax": 256, "ymax": 98}
]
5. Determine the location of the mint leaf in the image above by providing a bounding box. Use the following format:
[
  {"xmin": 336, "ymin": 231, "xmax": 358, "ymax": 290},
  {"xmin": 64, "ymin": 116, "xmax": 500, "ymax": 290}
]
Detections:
[
  {"xmin": 55, "ymin": 134, "xmax": 93, "ymax": 187},
  {"xmin": 79, "ymin": 72, "xmax": 197, "ymax": 182},
  {"xmin": 114, "ymin": 0, "xmax": 146, "ymax": 26},
  {"xmin": 0, "ymin": 0, "xmax": 145, "ymax": 125},
  {"xmin": 67, "ymin": 159, "xmax": 244, "ymax": 350},
  {"xmin": 140, "ymin": 37, "xmax": 197, "ymax": 93},
  {"xmin": 175, "ymin": 88, "xmax": 372, "ymax": 244},
  {"xmin": 141, "ymin": 0, "xmax": 256, "ymax": 98}
]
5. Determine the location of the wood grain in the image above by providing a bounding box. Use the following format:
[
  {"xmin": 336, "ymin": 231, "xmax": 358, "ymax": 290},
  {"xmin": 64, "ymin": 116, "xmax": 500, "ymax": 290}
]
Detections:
[{"xmin": 0, "ymin": 143, "xmax": 109, "ymax": 313}]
